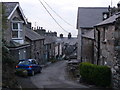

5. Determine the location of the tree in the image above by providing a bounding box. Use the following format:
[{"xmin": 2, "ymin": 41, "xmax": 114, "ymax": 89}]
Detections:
[{"xmin": 2, "ymin": 3, "xmax": 19, "ymax": 88}]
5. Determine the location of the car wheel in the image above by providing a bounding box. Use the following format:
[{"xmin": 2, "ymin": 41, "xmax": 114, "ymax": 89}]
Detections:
[
  {"xmin": 38, "ymin": 68, "xmax": 42, "ymax": 73},
  {"xmin": 31, "ymin": 70, "xmax": 34, "ymax": 76}
]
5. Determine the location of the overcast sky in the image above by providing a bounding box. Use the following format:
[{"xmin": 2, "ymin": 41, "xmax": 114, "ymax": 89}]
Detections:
[{"xmin": 2, "ymin": 0, "xmax": 120, "ymax": 37}]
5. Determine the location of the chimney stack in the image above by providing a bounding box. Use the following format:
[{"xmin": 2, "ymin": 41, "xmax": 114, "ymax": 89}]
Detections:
[
  {"xmin": 117, "ymin": 1, "xmax": 120, "ymax": 11},
  {"xmin": 41, "ymin": 27, "xmax": 43, "ymax": 30},
  {"xmin": 60, "ymin": 34, "xmax": 63, "ymax": 38},
  {"xmin": 117, "ymin": 1, "xmax": 120, "ymax": 8},
  {"xmin": 68, "ymin": 33, "xmax": 71, "ymax": 39}
]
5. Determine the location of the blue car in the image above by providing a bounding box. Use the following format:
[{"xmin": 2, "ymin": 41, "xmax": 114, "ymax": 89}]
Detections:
[{"xmin": 16, "ymin": 59, "xmax": 42, "ymax": 76}]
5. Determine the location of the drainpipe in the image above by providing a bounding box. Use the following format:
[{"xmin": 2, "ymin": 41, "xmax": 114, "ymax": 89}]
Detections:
[{"xmin": 96, "ymin": 27, "xmax": 100, "ymax": 65}]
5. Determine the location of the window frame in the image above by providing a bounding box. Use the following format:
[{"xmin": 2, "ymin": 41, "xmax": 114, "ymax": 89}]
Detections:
[
  {"xmin": 103, "ymin": 26, "xmax": 108, "ymax": 42},
  {"xmin": 12, "ymin": 21, "xmax": 24, "ymax": 39}
]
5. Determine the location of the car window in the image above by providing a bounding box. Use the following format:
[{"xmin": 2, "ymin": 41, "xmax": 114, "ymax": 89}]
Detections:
[
  {"xmin": 31, "ymin": 60, "xmax": 37, "ymax": 64},
  {"xmin": 19, "ymin": 61, "xmax": 30, "ymax": 65}
]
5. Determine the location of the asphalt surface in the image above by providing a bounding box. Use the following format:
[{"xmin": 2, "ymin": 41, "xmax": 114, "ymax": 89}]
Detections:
[{"xmin": 30, "ymin": 60, "xmax": 88, "ymax": 89}]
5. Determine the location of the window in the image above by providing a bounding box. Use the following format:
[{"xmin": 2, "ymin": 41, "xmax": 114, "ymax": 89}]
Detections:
[
  {"xmin": 103, "ymin": 27, "xmax": 106, "ymax": 41},
  {"xmin": 12, "ymin": 22, "xmax": 23, "ymax": 39},
  {"xmin": 103, "ymin": 27, "xmax": 108, "ymax": 42},
  {"xmin": 13, "ymin": 23, "xmax": 18, "ymax": 29}
]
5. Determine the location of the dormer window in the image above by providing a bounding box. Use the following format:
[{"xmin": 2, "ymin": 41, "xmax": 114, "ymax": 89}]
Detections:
[
  {"xmin": 12, "ymin": 17, "xmax": 24, "ymax": 39},
  {"xmin": 12, "ymin": 22, "xmax": 23, "ymax": 39}
]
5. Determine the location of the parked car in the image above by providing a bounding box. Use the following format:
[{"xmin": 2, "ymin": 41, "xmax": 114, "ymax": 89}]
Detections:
[{"xmin": 16, "ymin": 59, "xmax": 42, "ymax": 76}]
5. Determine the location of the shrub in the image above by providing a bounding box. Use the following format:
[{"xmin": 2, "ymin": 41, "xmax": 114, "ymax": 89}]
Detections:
[{"xmin": 79, "ymin": 62, "xmax": 111, "ymax": 87}]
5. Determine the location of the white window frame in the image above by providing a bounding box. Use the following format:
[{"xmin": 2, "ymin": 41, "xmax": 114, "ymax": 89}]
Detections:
[{"xmin": 12, "ymin": 21, "xmax": 24, "ymax": 39}]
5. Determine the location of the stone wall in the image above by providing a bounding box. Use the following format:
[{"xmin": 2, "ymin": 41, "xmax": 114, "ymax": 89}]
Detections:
[
  {"xmin": 100, "ymin": 25, "xmax": 115, "ymax": 67},
  {"xmin": 82, "ymin": 37, "xmax": 94, "ymax": 63},
  {"xmin": 94, "ymin": 25, "xmax": 115, "ymax": 66},
  {"xmin": 112, "ymin": 15, "xmax": 120, "ymax": 89}
]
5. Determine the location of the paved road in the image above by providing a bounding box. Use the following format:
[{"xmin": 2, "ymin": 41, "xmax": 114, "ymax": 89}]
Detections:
[{"xmin": 30, "ymin": 60, "xmax": 88, "ymax": 88}]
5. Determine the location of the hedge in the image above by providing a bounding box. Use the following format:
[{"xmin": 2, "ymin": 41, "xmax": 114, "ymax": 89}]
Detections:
[{"xmin": 79, "ymin": 62, "xmax": 111, "ymax": 87}]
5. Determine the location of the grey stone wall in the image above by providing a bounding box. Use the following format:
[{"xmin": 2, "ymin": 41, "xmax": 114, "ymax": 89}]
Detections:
[
  {"xmin": 82, "ymin": 37, "xmax": 94, "ymax": 63},
  {"xmin": 112, "ymin": 15, "xmax": 120, "ymax": 89},
  {"xmin": 94, "ymin": 25, "xmax": 115, "ymax": 66},
  {"xmin": 28, "ymin": 39, "xmax": 45, "ymax": 64}
]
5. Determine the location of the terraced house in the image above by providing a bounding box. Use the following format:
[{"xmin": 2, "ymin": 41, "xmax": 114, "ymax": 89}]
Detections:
[
  {"xmin": 25, "ymin": 24, "xmax": 45, "ymax": 64},
  {"xmin": 2, "ymin": 2, "xmax": 30, "ymax": 60},
  {"xmin": 2, "ymin": 2, "xmax": 45, "ymax": 64}
]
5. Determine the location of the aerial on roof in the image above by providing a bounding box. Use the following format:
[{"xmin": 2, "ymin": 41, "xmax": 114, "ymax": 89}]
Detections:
[{"xmin": 76, "ymin": 7, "xmax": 108, "ymax": 29}]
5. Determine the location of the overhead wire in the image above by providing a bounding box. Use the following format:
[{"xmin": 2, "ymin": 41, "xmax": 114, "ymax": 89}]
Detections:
[
  {"xmin": 38, "ymin": 0, "xmax": 69, "ymax": 33},
  {"xmin": 42, "ymin": 0, "xmax": 75, "ymax": 28}
]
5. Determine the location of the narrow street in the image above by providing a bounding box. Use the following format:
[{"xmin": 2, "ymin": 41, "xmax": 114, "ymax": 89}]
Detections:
[{"xmin": 30, "ymin": 60, "xmax": 88, "ymax": 88}]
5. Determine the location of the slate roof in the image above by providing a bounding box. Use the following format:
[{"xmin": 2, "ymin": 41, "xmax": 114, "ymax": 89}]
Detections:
[
  {"xmin": 77, "ymin": 7, "xmax": 108, "ymax": 29},
  {"xmin": 25, "ymin": 27, "xmax": 45, "ymax": 41},
  {"xmin": 2, "ymin": 2, "xmax": 18, "ymax": 17},
  {"xmin": 96, "ymin": 12, "xmax": 120, "ymax": 26},
  {"xmin": 8, "ymin": 41, "xmax": 30, "ymax": 48},
  {"xmin": 82, "ymin": 30, "xmax": 94, "ymax": 39},
  {"xmin": 57, "ymin": 37, "xmax": 78, "ymax": 45},
  {"xmin": 44, "ymin": 36, "xmax": 57, "ymax": 44}
]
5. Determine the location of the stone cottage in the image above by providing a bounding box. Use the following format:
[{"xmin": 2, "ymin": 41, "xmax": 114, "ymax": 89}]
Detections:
[
  {"xmin": 94, "ymin": 14, "xmax": 118, "ymax": 66},
  {"xmin": 34, "ymin": 27, "xmax": 57, "ymax": 61},
  {"xmin": 94, "ymin": 6, "xmax": 120, "ymax": 89},
  {"xmin": 76, "ymin": 7, "xmax": 108, "ymax": 62},
  {"xmin": 2, "ymin": 2, "xmax": 30, "ymax": 60},
  {"xmin": 25, "ymin": 24, "xmax": 45, "ymax": 64}
]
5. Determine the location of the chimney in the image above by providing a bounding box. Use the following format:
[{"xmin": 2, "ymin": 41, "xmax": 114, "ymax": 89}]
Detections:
[
  {"xmin": 26, "ymin": 22, "xmax": 32, "ymax": 29},
  {"xmin": 117, "ymin": 1, "xmax": 120, "ymax": 11},
  {"xmin": 37, "ymin": 26, "xmax": 39, "ymax": 30},
  {"xmin": 60, "ymin": 34, "xmax": 63, "ymax": 38},
  {"xmin": 54, "ymin": 32, "xmax": 57, "ymax": 37},
  {"xmin": 117, "ymin": 1, "xmax": 120, "ymax": 8},
  {"xmin": 68, "ymin": 33, "xmax": 71, "ymax": 39},
  {"xmin": 41, "ymin": 27, "xmax": 43, "ymax": 30}
]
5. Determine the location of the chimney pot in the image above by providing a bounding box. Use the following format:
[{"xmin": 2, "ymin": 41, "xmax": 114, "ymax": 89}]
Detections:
[
  {"xmin": 68, "ymin": 33, "xmax": 71, "ymax": 39},
  {"xmin": 60, "ymin": 34, "xmax": 63, "ymax": 38}
]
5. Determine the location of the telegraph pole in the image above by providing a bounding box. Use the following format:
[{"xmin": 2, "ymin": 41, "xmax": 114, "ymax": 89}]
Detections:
[{"xmin": 111, "ymin": 0, "xmax": 112, "ymax": 7}]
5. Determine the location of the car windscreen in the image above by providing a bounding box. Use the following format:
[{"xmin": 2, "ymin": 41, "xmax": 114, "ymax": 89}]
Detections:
[{"xmin": 18, "ymin": 61, "xmax": 30, "ymax": 65}]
